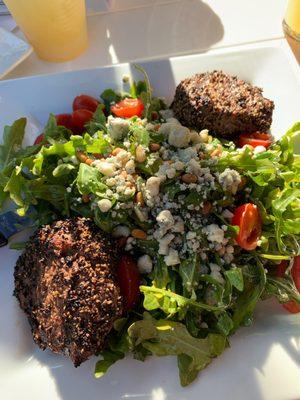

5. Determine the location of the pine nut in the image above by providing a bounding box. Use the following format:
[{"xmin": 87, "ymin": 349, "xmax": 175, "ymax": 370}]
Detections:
[
  {"xmin": 210, "ymin": 145, "xmax": 222, "ymax": 158},
  {"xmin": 149, "ymin": 143, "xmax": 161, "ymax": 152},
  {"xmin": 112, "ymin": 147, "xmax": 123, "ymax": 156},
  {"xmin": 135, "ymin": 145, "xmax": 147, "ymax": 163},
  {"xmin": 131, "ymin": 229, "xmax": 147, "ymax": 240},
  {"xmin": 202, "ymin": 201, "xmax": 212, "ymax": 215},
  {"xmin": 135, "ymin": 191, "xmax": 144, "ymax": 206},
  {"xmin": 82, "ymin": 194, "xmax": 90, "ymax": 203},
  {"xmin": 76, "ymin": 150, "xmax": 93, "ymax": 165},
  {"xmin": 181, "ymin": 173, "xmax": 198, "ymax": 184}
]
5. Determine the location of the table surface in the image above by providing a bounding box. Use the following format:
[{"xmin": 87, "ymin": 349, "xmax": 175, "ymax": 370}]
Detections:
[{"xmin": 0, "ymin": 0, "xmax": 299, "ymax": 80}]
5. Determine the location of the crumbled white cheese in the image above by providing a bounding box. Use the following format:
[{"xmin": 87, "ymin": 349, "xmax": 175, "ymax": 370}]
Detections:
[
  {"xmin": 254, "ymin": 145, "xmax": 266, "ymax": 154},
  {"xmin": 171, "ymin": 219, "xmax": 185, "ymax": 233},
  {"xmin": 156, "ymin": 210, "xmax": 174, "ymax": 228},
  {"xmin": 158, "ymin": 233, "xmax": 175, "ymax": 255},
  {"xmin": 95, "ymin": 160, "xmax": 116, "ymax": 176},
  {"xmin": 218, "ymin": 168, "xmax": 241, "ymax": 195},
  {"xmin": 98, "ymin": 199, "xmax": 112, "ymax": 212},
  {"xmin": 137, "ymin": 254, "xmax": 153, "ymax": 274},
  {"xmin": 209, "ymin": 263, "xmax": 225, "ymax": 284},
  {"xmin": 165, "ymin": 249, "xmax": 180, "ymax": 266},
  {"xmin": 177, "ymin": 147, "xmax": 198, "ymax": 162},
  {"xmin": 146, "ymin": 176, "xmax": 161, "ymax": 197},
  {"xmin": 174, "ymin": 160, "xmax": 185, "ymax": 171},
  {"xmin": 204, "ymin": 224, "xmax": 225, "ymax": 244},
  {"xmin": 167, "ymin": 125, "xmax": 191, "ymax": 148},
  {"xmin": 107, "ymin": 115, "xmax": 130, "ymax": 141},
  {"xmin": 112, "ymin": 225, "xmax": 130, "ymax": 238}
]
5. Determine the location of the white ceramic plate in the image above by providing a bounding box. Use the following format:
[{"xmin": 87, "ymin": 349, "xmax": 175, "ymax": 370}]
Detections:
[
  {"xmin": 0, "ymin": 41, "xmax": 300, "ymax": 400},
  {"xmin": 0, "ymin": 26, "xmax": 32, "ymax": 80}
]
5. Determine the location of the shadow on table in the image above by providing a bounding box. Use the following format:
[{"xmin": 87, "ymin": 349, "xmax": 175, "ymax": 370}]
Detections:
[
  {"xmin": 28, "ymin": 299, "xmax": 300, "ymax": 400},
  {"xmin": 4, "ymin": 0, "xmax": 224, "ymax": 79},
  {"xmin": 94, "ymin": 0, "xmax": 225, "ymax": 64}
]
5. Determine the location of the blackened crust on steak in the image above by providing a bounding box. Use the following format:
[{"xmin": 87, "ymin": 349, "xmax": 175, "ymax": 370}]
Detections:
[
  {"xmin": 171, "ymin": 71, "xmax": 274, "ymax": 137},
  {"xmin": 14, "ymin": 217, "xmax": 123, "ymax": 367}
]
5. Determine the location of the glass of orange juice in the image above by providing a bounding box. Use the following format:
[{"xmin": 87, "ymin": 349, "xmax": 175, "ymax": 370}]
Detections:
[
  {"xmin": 283, "ymin": 0, "xmax": 300, "ymax": 41},
  {"xmin": 3, "ymin": 0, "xmax": 88, "ymax": 62}
]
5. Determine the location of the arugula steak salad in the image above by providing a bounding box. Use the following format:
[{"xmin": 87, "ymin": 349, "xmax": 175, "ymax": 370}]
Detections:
[{"xmin": 0, "ymin": 67, "xmax": 300, "ymax": 386}]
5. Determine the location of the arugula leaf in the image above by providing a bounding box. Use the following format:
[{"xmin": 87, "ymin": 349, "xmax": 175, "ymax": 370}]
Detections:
[
  {"xmin": 179, "ymin": 254, "xmax": 201, "ymax": 295},
  {"xmin": 265, "ymin": 276, "xmax": 300, "ymax": 305},
  {"xmin": 151, "ymin": 255, "xmax": 170, "ymax": 289},
  {"xmin": 0, "ymin": 118, "xmax": 26, "ymax": 169},
  {"xmin": 43, "ymin": 114, "xmax": 72, "ymax": 142},
  {"xmin": 232, "ymin": 261, "xmax": 266, "ymax": 330},
  {"xmin": 4, "ymin": 167, "xmax": 36, "ymax": 216},
  {"xmin": 77, "ymin": 163, "xmax": 107, "ymax": 195},
  {"xmin": 85, "ymin": 105, "xmax": 107, "ymax": 135},
  {"xmin": 128, "ymin": 313, "xmax": 226, "ymax": 387},
  {"xmin": 225, "ymin": 268, "xmax": 244, "ymax": 291},
  {"xmin": 100, "ymin": 89, "xmax": 122, "ymax": 112},
  {"xmin": 140, "ymin": 285, "xmax": 227, "ymax": 319},
  {"xmin": 95, "ymin": 350, "xmax": 124, "ymax": 378}
]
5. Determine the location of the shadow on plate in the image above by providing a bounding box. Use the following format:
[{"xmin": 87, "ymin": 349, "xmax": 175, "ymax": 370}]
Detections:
[{"xmin": 28, "ymin": 300, "xmax": 300, "ymax": 400}]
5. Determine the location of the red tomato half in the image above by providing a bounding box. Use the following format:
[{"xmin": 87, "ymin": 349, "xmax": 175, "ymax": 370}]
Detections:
[
  {"xmin": 55, "ymin": 113, "xmax": 73, "ymax": 130},
  {"xmin": 232, "ymin": 203, "xmax": 262, "ymax": 250},
  {"xmin": 111, "ymin": 98, "xmax": 144, "ymax": 118},
  {"xmin": 117, "ymin": 254, "xmax": 141, "ymax": 311},
  {"xmin": 73, "ymin": 95, "xmax": 100, "ymax": 113},
  {"xmin": 277, "ymin": 256, "xmax": 300, "ymax": 313},
  {"xmin": 71, "ymin": 109, "xmax": 93, "ymax": 134},
  {"xmin": 238, "ymin": 132, "xmax": 272, "ymax": 149},
  {"xmin": 34, "ymin": 133, "xmax": 44, "ymax": 145}
]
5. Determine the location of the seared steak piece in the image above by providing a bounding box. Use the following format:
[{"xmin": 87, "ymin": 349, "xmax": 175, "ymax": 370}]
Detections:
[
  {"xmin": 172, "ymin": 70, "xmax": 274, "ymax": 137},
  {"xmin": 14, "ymin": 217, "xmax": 123, "ymax": 366}
]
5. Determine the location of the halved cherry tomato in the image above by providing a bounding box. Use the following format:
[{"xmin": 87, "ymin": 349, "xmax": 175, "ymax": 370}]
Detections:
[
  {"xmin": 55, "ymin": 113, "xmax": 73, "ymax": 130},
  {"xmin": 117, "ymin": 254, "xmax": 141, "ymax": 311},
  {"xmin": 277, "ymin": 256, "xmax": 300, "ymax": 313},
  {"xmin": 73, "ymin": 94, "xmax": 100, "ymax": 113},
  {"xmin": 232, "ymin": 203, "xmax": 262, "ymax": 250},
  {"xmin": 111, "ymin": 98, "xmax": 144, "ymax": 118},
  {"xmin": 71, "ymin": 109, "xmax": 93, "ymax": 134},
  {"xmin": 238, "ymin": 132, "xmax": 272, "ymax": 149},
  {"xmin": 34, "ymin": 133, "xmax": 44, "ymax": 145}
]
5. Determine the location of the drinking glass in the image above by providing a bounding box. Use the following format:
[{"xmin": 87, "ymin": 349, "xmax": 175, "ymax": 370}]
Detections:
[
  {"xmin": 283, "ymin": 0, "xmax": 300, "ymax": 42},
  {"xmin": 4, "ymin": 0, "xmax": 88, "ymax": 62}
]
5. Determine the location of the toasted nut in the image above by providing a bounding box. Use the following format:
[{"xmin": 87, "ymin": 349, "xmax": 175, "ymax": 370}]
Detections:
[
  {"xmin": 135, "ymin": 145, "xmax": 147, "ymax": 163},
  {"xmin": 149, "ymin": 143, "xmax": 161, "ymax": 152},
  {"xmin": 238, "ymin": 176, "xmax": 247, "ymax": 190},
  {"xmin": 93, "ymin": 153, "xmax": 104, "ymax": 159},
  {"xmin": 112, "ymin": 147, "xmax": 123, "ymax": 156},
  {"xmin": 125, "ymin": 181, "xmax": 135, "ymax": 188},
  {"xmin": 135, "ymin": 191, "xmax": 145, "ymax": 206},
  {"xmin": 181, "ymin": 173, "xmax": 198, "ymax": 184},
  {"xmin": 76, "ymin": 150, "xmax": 93, "ymax": 165},
  {"xmin": 85, "ymin": 158, "xmax": 93, "ymax": 165},
  {"xmin": 210, "ymin": 144, "xmax": 222, "ymax": 158},
  {"xmin": 202, "ymin": 201, "xmax": 212, "ymax": 215},
  {"xmin": 131, "ymin": 229, "xmax": 147, "ymax": 240},
  {"xmin": 154, "ymin": 124, "xmax": 161, "ymax": 131},
  {"xmin": 82, "ymin": 194, "xmax": 90, "ymax": 203},
  {"xmin": 151, "ymin": 111, "xmax": 159, "ymax": 120},
  {"xmin": 119, "ymin": 170, "xmax": 128, "ymax": 179}
]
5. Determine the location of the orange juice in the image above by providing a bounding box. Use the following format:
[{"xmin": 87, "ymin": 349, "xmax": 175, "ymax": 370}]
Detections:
[
  {"xmin": 4, "ymin": 0, "xmax": 88, "ymax": 62},
  {"xmin": 283, "ymin": 0, "xmax": 300, "ymax": 41}
]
